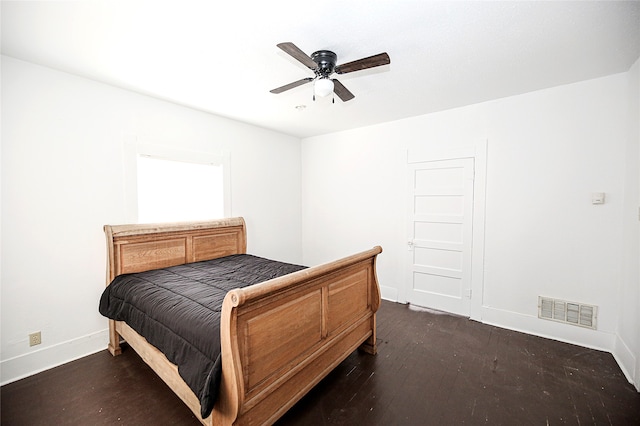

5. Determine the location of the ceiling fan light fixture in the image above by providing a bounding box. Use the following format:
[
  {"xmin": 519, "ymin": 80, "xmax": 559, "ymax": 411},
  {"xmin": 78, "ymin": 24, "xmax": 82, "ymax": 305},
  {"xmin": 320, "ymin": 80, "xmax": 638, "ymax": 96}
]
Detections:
[{"xmin": 314, "ymin": 78, "xmax": 334, "ymax": 97}]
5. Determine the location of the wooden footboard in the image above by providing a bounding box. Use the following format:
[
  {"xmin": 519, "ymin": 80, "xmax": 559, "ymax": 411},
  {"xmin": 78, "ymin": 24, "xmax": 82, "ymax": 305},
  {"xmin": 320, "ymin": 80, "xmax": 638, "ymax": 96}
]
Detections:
[
  {"xmin": 217, "ymin": 246, "xmax": 381, "ymax": 425},
  {"xmin": 103, "ymin": 218, "xmax": 382, "ymax": 425}
]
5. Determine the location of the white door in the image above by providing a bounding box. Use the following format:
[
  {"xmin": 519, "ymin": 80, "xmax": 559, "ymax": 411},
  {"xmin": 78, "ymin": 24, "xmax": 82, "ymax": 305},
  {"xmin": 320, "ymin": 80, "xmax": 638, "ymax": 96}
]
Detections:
[{"xmin": 407, "ymin": 158, "xmax": 474, "ymax": 316}]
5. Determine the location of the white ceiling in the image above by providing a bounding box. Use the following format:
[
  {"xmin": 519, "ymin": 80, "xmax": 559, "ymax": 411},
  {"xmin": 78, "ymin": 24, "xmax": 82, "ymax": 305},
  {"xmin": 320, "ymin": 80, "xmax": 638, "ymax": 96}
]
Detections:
[{"xmin": 2, "ymin": 1, "xmax": 640, "ymax": 138}]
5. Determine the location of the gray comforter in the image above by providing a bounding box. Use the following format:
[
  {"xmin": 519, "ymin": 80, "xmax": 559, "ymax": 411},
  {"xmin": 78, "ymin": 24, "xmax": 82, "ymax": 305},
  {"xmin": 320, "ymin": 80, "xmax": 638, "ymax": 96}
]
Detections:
[{"xmin": 98, "ymin": 254, "xmax": 305, "ymax": 418}]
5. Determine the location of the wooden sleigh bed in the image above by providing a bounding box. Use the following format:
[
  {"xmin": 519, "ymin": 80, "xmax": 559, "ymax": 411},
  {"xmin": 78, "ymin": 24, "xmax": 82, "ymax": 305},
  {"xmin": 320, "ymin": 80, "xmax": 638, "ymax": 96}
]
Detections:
[{"xmin": 102, "ymin": 217, "xmax": 382, "ymax": 425}]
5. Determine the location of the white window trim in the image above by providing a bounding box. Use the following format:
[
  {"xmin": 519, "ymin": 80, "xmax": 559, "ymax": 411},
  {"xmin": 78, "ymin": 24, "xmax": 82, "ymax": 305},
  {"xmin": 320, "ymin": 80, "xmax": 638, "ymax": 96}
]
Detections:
[{"xmin": 122, "ymin": 137, "xmax": 231, "ymax": 223}]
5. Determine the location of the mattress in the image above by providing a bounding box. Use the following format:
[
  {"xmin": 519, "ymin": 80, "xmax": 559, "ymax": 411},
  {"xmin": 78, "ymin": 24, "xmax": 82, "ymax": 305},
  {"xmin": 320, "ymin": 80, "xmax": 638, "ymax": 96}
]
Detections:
[{"xmin": 98, "ymin": 254, "xmax": 306, "ymax": 418}]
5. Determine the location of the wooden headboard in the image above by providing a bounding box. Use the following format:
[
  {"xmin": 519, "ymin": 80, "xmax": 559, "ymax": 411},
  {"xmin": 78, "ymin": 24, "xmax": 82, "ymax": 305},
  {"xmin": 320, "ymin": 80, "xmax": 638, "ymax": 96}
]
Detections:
[{"xmin": 104, "ymin": 217, "xmax": 247, "ymax": 284}]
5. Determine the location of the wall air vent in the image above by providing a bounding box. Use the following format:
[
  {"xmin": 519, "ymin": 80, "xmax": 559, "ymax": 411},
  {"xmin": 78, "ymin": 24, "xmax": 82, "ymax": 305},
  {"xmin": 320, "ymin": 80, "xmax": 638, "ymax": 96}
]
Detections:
[{"xmin": 538, "ymin": 296, "xmax": 597, "ymax": 330}]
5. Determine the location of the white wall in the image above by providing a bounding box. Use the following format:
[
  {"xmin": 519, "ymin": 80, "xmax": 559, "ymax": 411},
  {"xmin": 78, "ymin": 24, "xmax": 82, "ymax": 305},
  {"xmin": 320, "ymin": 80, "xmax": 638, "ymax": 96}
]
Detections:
[
  {"xmin": 302, "ymin": 71, "xmax": 638, "ymax": 387},
  {"xmin": 618, "ymin": 56, "xmax": 640, "ymax": 389},
  {"xmin": 0, "ymin": 56, "xmax": 302, "ymax": 384}
]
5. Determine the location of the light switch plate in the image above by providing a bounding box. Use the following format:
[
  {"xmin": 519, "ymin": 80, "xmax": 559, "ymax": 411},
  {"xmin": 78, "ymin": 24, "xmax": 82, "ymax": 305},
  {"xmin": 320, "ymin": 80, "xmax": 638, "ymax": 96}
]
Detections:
[{"xmin": 591, "ymin": 192, "xmax": 605, "ymax": 204}]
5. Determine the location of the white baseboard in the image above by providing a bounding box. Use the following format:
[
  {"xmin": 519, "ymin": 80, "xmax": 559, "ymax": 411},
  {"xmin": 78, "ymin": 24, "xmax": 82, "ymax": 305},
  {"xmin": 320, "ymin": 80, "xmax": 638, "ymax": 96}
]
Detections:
[
  {"xmin": 612, "ymin": 334, "xmax": 639, "ymax": 391},
  {"xmin": 0, "ymin": 329, "xmax": 109, "ymax": 386},
  {"xmin": 380, "ymin": 285, "xmax": 398, "ymax": 302},
  {"xmin": 479, "ymin": 305, "xmax": 616, "ymax": 352}
]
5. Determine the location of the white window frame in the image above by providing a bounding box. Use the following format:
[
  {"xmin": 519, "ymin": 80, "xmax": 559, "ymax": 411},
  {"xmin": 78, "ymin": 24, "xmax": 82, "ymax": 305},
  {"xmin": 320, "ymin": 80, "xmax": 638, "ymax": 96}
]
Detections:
[{"xmin": 123, "ymin": 139, "xmax": 231, "ymax": 223}]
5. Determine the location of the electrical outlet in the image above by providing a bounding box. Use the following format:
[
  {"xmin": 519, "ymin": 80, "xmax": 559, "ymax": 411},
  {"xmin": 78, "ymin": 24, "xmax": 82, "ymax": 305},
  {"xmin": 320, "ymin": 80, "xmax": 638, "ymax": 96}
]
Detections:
[{"xmin": 29, "ymin": 331, "xmax": 42, "ymax": 347}]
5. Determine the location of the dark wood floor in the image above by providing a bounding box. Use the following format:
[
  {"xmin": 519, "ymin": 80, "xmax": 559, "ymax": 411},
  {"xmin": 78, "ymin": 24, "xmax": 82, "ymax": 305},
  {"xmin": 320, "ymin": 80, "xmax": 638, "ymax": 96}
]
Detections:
[{"xmin": 2, "ymin": 300, "xmax": 639, "ymax": 425}]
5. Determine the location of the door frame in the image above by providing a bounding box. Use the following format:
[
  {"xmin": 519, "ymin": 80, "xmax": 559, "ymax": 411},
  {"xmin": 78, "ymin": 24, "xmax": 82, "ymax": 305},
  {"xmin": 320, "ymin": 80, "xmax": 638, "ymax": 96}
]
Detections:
[{"xmin": 402, "ymin": 139, "xmax": 487, "ymax": 321}]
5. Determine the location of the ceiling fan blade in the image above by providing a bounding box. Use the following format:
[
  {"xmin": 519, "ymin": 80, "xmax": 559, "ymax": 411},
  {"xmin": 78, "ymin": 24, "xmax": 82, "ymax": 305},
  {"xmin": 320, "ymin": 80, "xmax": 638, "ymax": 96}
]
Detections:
[
  {"xmin": 332, "ymin": 79, "xmax": 355, "ymax": 102},
  {"xmin": 276, "ymin": 42, "xmax": 317, "ymax": 70},
  {"xmin": 335, "ymin": 52, "xmax": 390, "ymax": 74},
  {"xmin": 270, "ymin": 77, "xmax": 313, "ymax": 94}
]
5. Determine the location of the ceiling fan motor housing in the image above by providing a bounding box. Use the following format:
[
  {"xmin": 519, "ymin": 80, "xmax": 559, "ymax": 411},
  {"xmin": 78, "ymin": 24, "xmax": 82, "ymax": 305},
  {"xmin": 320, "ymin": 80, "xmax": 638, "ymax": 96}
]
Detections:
[{"xmin": 311, "ymin": 50, "xmax": 337, "ymax": 77}]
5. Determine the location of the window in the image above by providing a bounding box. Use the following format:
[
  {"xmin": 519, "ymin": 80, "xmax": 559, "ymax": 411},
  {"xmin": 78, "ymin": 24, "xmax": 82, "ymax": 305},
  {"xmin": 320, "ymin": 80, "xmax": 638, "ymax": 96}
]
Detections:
[{"xmin": 128, "ymin": 143, "xmax": 230, "ymax": 223}]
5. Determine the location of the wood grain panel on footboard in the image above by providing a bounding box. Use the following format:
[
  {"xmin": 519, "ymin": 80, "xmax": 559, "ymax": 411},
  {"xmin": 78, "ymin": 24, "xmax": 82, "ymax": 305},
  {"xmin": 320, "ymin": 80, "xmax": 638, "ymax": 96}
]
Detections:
[
  {"xmin": 327, "ymin": 268, "xmax": 370, "ymax": 335},
  {"xmin": 244, "ymin": 290, "xmax": 324, "ymax": 390}
]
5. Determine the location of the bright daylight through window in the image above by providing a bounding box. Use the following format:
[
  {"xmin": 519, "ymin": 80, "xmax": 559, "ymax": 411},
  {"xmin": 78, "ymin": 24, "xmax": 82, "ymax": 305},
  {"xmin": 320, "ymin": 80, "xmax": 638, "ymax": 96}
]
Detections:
[{"xmin": 137, "ymin": 155, "xmax": 225, "ymax": 223}]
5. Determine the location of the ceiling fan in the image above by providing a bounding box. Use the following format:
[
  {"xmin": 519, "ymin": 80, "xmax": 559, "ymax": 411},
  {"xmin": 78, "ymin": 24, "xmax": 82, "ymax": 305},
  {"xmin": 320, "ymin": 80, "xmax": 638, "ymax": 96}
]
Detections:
[{"xmin": 270, "ymin": 42, "xmax": 390, "ymax": 102}]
